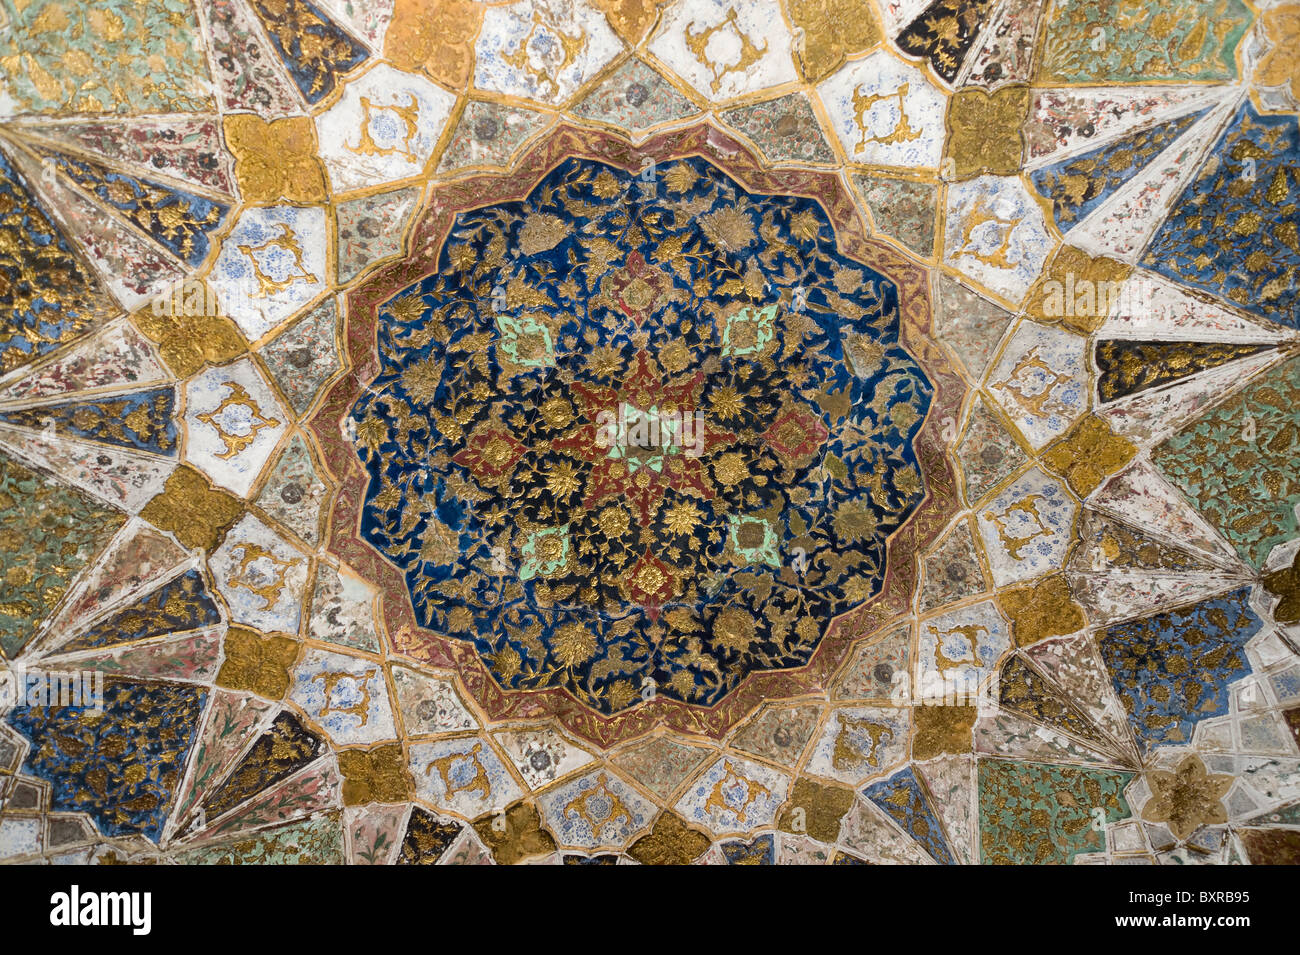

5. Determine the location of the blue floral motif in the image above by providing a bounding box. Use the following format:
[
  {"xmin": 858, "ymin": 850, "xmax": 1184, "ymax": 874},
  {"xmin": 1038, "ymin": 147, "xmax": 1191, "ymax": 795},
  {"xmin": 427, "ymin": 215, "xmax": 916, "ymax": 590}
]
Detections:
[
  {"xmin": 1099, "ymin": 587, "xmax": 1260, "ymax": 754},
  {"xmin": 348, "ymin": 155, "xmax": 933, "ymax": 713}
]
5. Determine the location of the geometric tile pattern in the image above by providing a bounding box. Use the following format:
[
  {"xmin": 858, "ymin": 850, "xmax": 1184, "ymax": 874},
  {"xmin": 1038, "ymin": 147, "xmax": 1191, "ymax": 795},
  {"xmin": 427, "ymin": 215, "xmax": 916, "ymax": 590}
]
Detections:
[{"xmin": 1, "ymin": 0, "xmax": 1298, "ymax": 867}]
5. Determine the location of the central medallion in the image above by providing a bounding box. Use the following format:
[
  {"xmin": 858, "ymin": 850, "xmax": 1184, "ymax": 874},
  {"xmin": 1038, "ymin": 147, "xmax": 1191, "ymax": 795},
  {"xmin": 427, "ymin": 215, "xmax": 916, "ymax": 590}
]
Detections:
[{"xmin": 343, "ymin": 150, "xmax": 935, "ymax": 715}]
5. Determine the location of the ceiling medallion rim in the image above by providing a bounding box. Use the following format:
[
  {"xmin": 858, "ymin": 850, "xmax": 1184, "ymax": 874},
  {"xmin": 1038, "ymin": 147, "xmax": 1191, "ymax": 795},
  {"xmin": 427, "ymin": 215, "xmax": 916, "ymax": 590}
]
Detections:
[{"xmin": 308, "ymin": 119, "xmax": 967, "ymax": 749}]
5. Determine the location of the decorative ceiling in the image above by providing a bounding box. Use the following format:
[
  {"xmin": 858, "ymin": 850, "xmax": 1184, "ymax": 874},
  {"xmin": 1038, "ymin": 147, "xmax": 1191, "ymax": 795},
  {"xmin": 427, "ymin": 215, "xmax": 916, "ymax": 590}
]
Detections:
[{"xmin": 0, "ymin": 0, "xmax": 1297, "ymax": 866}]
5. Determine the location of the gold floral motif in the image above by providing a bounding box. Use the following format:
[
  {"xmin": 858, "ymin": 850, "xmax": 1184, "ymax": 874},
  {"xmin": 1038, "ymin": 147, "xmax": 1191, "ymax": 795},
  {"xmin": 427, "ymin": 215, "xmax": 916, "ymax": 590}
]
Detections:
[
  {"xmin": 338, "ymin": 744, "xmax": 414, "ymax": 806},
  {"xmin": 226, "ymin": 541, "xmax": 301, "ymax": 609},
  {"xmin": 563, "ymin": 775, "xmax": 635, "ymax": 836},
  {"xmin": 983, "ymin": 492, "xmax": 1052, "ymax": 560},
  {"xmin": 384, "ymin": 0, "xmax": 483, "ymax": 89},
  {"xmin": 991, "ymin": 347, "xmax": 1073, "ymax": 418},
  {"xmin": 777, "ymin": 777, "xmax": 857, "ymax": 841},
  {"xmin": 925, "ymin": 623, "xmax": 987, "ymax": 676},
  {"xmin": 590, "ymin": 0, "xmax": 672, "ymax": 45},
  {"xmin": 1041, "ymin": 415, "xmax": 1136, "ymax": 498},
  {"xmin": 703, "ymin": 761, "xmax": 772, "ymax": 823},
  {"xmin": 223, "ymin": 115, "xmax": 328, "ymax": 204},
  {"xmin": 897, "ymin": 0, "xmax": 998, "ymax": 82},
  {"xmin": 237, "ymin": 224, "xmax": 319, "ymax": 298},
  {"xmin": 215, "ymin": 625, "xmax": 301, "ymax": 699},
  {"xmin": 502, "ymin": 8, "xmax": 589, "ymax": 101},
  {"xmin": 426, "ymin": 743, "xmax": 492, "ymax": 800},
  {"xmin": 139, "ymin": 465, "xmax": 244, "ymax": 552},
  {"xmin": 196, "ymin": 382, "xmax": 283, "ymax": 460},
  {"xmin": 36, "ymin": 157, "xmax": 221, "ymax": 263},
  {"xmin": 3, "ymin": 392, "xmax": 173, "ymax": 453},
  {"xmin": 131, "ymin": 306, "xmax": 247, "ymax": 379},
  {"xmin": 852, "ymin": 83, "xmax": 923, "ymax": 149},
  {"xmin": 911, "ymin": 705, "xmax": 976, "ymax": 759},
  {"xmin": 786, "ymin": 0, "xmax": 881, "ymax": 83},
  {"xmin": 1024, "ymin": 245, "xmax": 1133, "ymax": 336},
  {"xmin": 248, "ymin": 0, "xmax": 363, "ymax": 98},
  {"xmin": 831, "ymin": 716, "xmax": 893, "ymax": 769},
  {"xmin": 1263, "ymin": 549, "xmax": 1300, "ymax": 624},
  {"xmin": 1036, "ymin": 0, "xmax": 1251, "ymax": 84},
  {"xmin": 944, "ymin": 86, "xmax": 1031, "ymax": 180},
  {"xmin": 315, "ymin": 668, "xmax": 379, "ymax": 725},
  {"xmin": 470, "ymin": 801, "xmax": 557, "ymax": 864},
  {"xmin": 1254, "ymin": 5, "xmax": 1300, "ymax": 104},
  {"xmin": 953, "ymin": 198, "xmax": 1023, "ymax": 271},
  {"xmin": 627, "ymin": 811, "xmax": 711, "ymax": 865},
  {"xmin": 349, "ymin": 96, "xmax": 422, "ymax": 159},
  {"xmin": 996, "ymin": 575, "xmax": 1087, "ymax": 648},
  {"xmin": 1141, "ymin": 754, "xmax": 1233, "ymax": 841},
  {"xmin": 0, "ymin": 151, "xmax": 117, "ymax": 374},
  {"xmin": 0, "ymin": 0, "xmax": 213, "ymax": 115}
]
